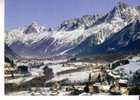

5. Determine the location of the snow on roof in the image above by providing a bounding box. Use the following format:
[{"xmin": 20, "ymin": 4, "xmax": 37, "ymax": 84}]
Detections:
[
  {"xmin": 119, "ymin": 79, "xmax": 128, "ymax": 84},
  {"xmin": 108, "ymin": 72, "xmax": 120, "ymax": 78}
]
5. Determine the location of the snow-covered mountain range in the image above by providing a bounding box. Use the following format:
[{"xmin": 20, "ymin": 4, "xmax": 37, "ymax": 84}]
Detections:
[{"xmin": 5, "ymin": 2, "xmax": 140, "ymax": 59}]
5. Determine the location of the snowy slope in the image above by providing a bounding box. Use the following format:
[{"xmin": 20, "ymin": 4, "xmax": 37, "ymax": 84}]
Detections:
[
  {"xmin": 100, "ymin": 19, "xmax": 140, "ymax": 53},
  {"xmin": 68, "ymin": 19, "xmax": 140, "ymax": 56},
  {"xmin": 114, "ymin": 62, "xmax": 140, "ymax": 75}
]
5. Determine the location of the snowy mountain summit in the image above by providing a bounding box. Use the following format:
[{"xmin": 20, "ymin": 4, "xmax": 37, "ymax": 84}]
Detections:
[
  {"xmin": 24, "ymin": 22, "xmax": 47, "ymax": 34},
  {"xmin": 5, "ymin": 2, "xmax": 140, "ymax": 59}
]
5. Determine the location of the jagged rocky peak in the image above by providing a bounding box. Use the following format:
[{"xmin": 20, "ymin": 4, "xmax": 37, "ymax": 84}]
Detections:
[
  {"xmin": 24, "ymin": 22, "xmax": 40, "ymax": 34},
  {"xmin": 80, "ymin": 14, "xmax": 101, "ymax": 28},
  {"xmin": 105, "ymin": 2, "xmax": 139, "ymax": 21},
  {"xmin": 108, "ymin": 2, "xmax": 129, "ymax": 19},
  {"xmin": 115, "ymin": 2, "xmax": 129, "ymax": 10},
  {"xmin": 58, "ymin": 14, "xmax": 101, "ymax": 31},
  {"xmin": 111, "ymin": 2, "xmax": 129, "ymax": 14},
  {"xmin": 58, "ymin": 18, "xmax": 81, "ymax": 31},
  {"xmin": 24, "ymin": 22, "xmax": 49, "ymax": 34}
]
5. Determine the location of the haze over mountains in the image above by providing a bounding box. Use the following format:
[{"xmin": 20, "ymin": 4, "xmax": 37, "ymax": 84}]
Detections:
[{"xmin": 5, "ymin": 2, "xmax": 140, "ymax": 59}]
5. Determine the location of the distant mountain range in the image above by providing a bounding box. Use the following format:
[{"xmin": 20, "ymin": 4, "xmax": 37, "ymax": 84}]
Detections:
[{"xmin": 5, "ymin": 2, "xmax": 140, "ymax": 59}]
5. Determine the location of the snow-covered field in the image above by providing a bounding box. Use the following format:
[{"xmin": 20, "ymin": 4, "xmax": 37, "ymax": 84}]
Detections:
[
  {"xmin": 5, "ymin": 76, "xmax": 35, "ymax": 85},
  {"xmin": 46, "ymin": 71, "xmax": 90, "ymax": 83},
  {"xmin": 48, "ymin": 64, "xmax": 77, "ymax": 74},
  {"xmin": 29, "ymin": 65, "xmax": 45, "ymax": 76},
  {"xmin": 114, "ymin": 62, "xmax": 140, "ymax": 75}
]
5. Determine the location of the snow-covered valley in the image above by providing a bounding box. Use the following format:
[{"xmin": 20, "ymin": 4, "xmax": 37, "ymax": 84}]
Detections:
[{"xmin": 4, "ymin": 2, "xmax": 140, "ymax": 96}]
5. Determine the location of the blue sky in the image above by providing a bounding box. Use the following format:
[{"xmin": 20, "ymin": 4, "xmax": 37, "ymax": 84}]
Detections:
[{"xmin": 5, "ymin": 0, "xmax": 140, "ymax": 30}]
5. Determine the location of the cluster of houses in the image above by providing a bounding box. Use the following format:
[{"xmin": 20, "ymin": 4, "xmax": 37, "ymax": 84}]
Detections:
[
  {"xmin": 5, "ymin": 56, "xmax": 47, "ymax": 79},
  {"xmin": 4, "ymin": 55, "xmax": 140, "ymax": 95},
  {"xmin": 45, "ymin": 58, "xmax": 139, "ymax": 95}
]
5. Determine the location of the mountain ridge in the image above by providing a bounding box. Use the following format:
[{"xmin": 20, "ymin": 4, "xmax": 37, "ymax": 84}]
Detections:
[{"xmin": 5, "ymin": 2, "xmax": 140, "ymax": 59}]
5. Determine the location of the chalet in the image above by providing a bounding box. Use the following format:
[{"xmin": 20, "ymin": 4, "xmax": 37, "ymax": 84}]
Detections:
[
  {"xmin": 17, "ymin": 65, "xmax": 29, "ymax": 74},
  {"xmin": 118, "ymin": 79, "xmax": 128, "ymax": 87},
  {"xmin": 110, "ymin": 59, "xmax": 129, "ymax": 69}
]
